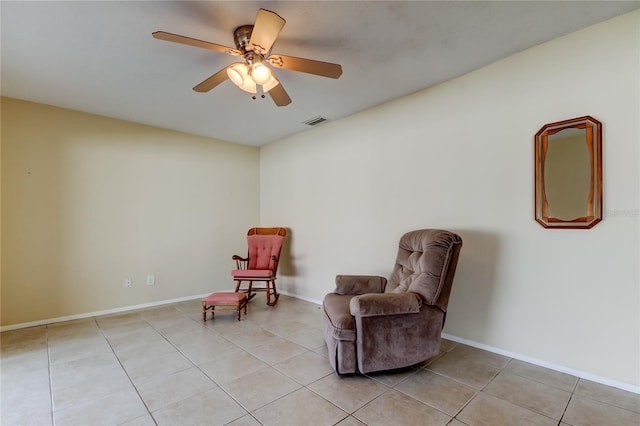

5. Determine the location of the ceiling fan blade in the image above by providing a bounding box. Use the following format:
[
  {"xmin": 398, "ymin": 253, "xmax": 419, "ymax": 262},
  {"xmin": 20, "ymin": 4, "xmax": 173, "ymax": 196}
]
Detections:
[
  {"xmin": 192, "ymin": 68, "xmax": 229, "ymax": 92},
  {"xmin": 267, "ymin": 54, "xmax": 342, "ymax": 79},
  {"xmin": 249, "ymin": 9, "xmax": 286, "ymax": 55},
  {"xmin": 152, "ymin": 31, "xmax": 241, "ymax": 56},
  {"xmin": 268, "ymin": 81, "xmax": 292, "ymax": 107}
]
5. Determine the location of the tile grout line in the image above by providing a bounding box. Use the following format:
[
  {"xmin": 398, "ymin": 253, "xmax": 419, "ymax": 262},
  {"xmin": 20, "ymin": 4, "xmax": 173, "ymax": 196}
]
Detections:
[
  {"xmin": 142, "ymin": 308, "xmax": 257, "ymax": 424},
  {"xmin": 558, "ymin": 392, "xmax": 576, "ymax": 425},
  {"xmin": 45, "ymin": 325, "xmax": 56, "ymax": 426},
  {"xmin": 409, "ymin": 354, "xmax": 475, "ymax": 422},
  {"xmin": 188, "ymin": 303, "xmax": 328, "ymax": 418},
  {"xmin": 444, "ymin": 350, "xmax": 507, "ymax": 421},
  {"xmin": 96, "ymin": 316, "xmax": 159, "ymax": 426},
  {"xmin": 455, "ymin": 355, "xmax": 571, "ymax": 425},
  {"xmin": 503, "ymin": 358, "xmax": 582, "ymax": 394},
  {"xmin": 570, "ymin": 378, "xmax": 640, "ymax": 415},
  {"xmin": 180, "ymin": 307, "xmax": 345, "ymax": 424},
  {"xmin": 129, "ymin": 312, "xmax": 229, "ymax": 419},
  {"xmin": 365, "ymin": 365, "xmax": 455, "ymax": 420},
  {"xmin": 13, "ymin": 300, "xmax": 635, "ymax": 426},
  {"xmin": 557, "ymin": 378, "xmax": 581, "ymax": 425},
  {"xmin": 300, "ymin": 370, "xmax": 351, "ymax": 422}
]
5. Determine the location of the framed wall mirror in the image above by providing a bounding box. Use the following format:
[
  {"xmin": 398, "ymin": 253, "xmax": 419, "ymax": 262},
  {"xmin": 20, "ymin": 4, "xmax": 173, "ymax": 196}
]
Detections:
[{"xmin": 534, "ymin": 116, "xmax": 602, "ymax": 229}]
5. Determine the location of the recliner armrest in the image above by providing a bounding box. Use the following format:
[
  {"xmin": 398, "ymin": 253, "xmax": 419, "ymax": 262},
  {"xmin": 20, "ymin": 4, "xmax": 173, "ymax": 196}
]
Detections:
[
  {"xmin": 335, "ymin": 275, "xmax": 387, "ymax": 295},
  {"xmin": 350, "ymin": 292, "xmax": 422, "ymax": 317}
]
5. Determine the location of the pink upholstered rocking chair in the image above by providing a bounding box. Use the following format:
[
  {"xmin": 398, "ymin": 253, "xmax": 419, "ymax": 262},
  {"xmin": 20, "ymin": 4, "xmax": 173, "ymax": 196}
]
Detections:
[{"xmin": 231, "ymin": 227, "xmax": 286, "ymax": 306}]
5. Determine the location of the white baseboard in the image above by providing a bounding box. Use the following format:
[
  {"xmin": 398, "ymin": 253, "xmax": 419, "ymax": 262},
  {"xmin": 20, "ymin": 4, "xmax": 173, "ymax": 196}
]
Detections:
[
  {"xmin": 0, "ymin": 294, "xmax": 210, "ymax": 332},
  {"xmin": 441, "ymin": 333, "xmax": 640, "ymax": 395},
  {"xmin": 279, "ymin": 289, "xmax": 322, "ymax": 305},
  {"xmin": 0, "ymin": 290, "xmax": 312, "ymax": 333},
  {"xmin": 280, "ymin": 293, "xmax": 639, "ymax": 394},
  {"xmin": 2, "ymin": 292, "xmax": 637, "ymax": 395}
]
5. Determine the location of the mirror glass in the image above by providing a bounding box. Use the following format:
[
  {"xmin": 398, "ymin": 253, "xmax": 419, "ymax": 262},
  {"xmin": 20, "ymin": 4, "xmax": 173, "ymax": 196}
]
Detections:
[{"xmin": 535, "ymin": 116, "xmax": 602, "ymax": 229}]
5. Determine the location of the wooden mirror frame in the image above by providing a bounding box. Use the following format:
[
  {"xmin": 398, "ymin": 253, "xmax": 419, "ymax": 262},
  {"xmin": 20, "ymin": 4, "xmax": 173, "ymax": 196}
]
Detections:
[{"xmin": 534, "ymin": 116, "xmax": 602, "ymax": 229}]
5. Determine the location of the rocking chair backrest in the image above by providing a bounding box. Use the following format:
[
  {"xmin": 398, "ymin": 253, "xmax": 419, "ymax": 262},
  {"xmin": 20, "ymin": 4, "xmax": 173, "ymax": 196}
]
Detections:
[{"xmin": 246, "ymin": 228, "xmax": 286, "ymax": 274}]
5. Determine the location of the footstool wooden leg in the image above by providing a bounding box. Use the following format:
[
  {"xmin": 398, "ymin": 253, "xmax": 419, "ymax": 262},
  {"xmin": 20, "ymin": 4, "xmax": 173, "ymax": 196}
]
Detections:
[{"xmin": 237, "ymin": 298, "xmax": 247, "ymax": 321}]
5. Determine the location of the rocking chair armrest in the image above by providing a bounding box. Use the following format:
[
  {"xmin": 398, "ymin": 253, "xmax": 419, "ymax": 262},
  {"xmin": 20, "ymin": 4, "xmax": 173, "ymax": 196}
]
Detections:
[
  {"xmin": 334, "ymin": 275, "xmax": 387, "ymax": 295},
  {"xmin": 350, "ymin": 292, "xmax": 422, "ymax": 318},
  {"xmin": 232, "ymin": 254, "xmax": 249, "ymax": 270}
]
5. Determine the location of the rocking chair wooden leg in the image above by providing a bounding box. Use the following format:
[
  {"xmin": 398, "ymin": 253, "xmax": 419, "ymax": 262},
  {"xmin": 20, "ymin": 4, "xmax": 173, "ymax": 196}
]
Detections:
[
  {"xmin": 246, "ymin": 281, "xmax": 256, "ymax": 301},
  {"xmin": 266, "ymin": 282, "xmax": 271, "ymax": 305},
  {"xmin": 267, "ymin": 279, "xmax": 279, "ymax": 306}
]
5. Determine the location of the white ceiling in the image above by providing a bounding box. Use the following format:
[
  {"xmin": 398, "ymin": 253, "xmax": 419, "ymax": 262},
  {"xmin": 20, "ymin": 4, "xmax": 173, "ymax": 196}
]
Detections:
[{"xmin": 2, "ymin": 1, "xmax": 638, "ymax": 146}]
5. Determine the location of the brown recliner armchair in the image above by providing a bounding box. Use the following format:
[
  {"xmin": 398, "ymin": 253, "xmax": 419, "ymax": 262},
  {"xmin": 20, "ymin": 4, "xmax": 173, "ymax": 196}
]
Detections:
[{"xmin": 322, "ymin": 229, "xmax": 462, "ymax": 374}]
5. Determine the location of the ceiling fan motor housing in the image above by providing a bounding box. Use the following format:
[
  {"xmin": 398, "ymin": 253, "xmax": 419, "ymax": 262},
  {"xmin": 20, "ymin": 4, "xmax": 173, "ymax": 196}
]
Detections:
[
  {"xmin": 233, "ymin": 25, "xmax": 254, "ymax": 54},
  {"xmin": 233, "ymin": 25, "xmax": 267, "ymax": 66}
]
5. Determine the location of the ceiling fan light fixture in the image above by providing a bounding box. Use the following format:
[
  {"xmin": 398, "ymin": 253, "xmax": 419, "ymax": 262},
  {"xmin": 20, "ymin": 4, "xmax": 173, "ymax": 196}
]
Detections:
[
  {"xmin": 251, "ymin": 62, "xmax": 272, "ymax": 85},
  {"xmin": 227, "ymin": 63, "xmax": 245, "ymax": 86},
  {"xmin": 227, "ymin": 62, "xmax": 257, "ymax": 93}
]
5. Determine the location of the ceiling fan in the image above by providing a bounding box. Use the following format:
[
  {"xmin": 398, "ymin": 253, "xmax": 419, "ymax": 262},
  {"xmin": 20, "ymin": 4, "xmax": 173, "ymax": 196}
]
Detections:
[{"xmin": 153, "ymin": 8, "xmax": 343, "ymax": 107}]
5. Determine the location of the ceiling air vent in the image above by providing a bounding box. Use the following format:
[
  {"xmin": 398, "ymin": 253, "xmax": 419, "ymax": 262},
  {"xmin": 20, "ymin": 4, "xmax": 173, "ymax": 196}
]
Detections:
[{"xmin": 303, "ymin": 116, "xmax": 328, "ymax": 126}]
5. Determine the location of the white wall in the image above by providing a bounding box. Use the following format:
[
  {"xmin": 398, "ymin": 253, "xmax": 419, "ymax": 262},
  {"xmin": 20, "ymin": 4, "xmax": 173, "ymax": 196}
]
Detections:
[
  {"xmin": 2, "ymin": 98, "xmax": 260, "ymax": 326},
  {"xmin": 260, "ymin": 11, "xmax": 639, "ymax": 387}
]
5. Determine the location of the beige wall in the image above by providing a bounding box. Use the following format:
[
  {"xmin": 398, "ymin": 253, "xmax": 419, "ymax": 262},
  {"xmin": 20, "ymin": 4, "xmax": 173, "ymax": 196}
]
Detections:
[
  {"xmin": 1, "ymin": 98, "xmax": 259, "ymax": 326},
  {"xmin": 260, "ymin": 11, "xmax": 639, "ymax": 387}
]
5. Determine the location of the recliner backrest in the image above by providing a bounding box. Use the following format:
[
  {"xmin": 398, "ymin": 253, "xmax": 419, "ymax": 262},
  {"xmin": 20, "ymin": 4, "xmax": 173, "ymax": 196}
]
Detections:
[{"xmin": 385, "ymin": 229, "xmax": 462, "ymax": 311}]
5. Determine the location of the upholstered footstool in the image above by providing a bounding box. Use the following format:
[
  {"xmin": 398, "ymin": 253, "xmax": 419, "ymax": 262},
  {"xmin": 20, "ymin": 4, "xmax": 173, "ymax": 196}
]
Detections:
[{"xmin": 202, "ymin": 292, "xmax": 247, "ymax": 321}]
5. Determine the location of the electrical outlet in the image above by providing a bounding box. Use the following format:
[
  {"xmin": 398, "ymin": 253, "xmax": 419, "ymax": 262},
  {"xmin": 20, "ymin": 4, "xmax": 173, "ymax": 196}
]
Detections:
[
  {"xmin": 124, "ymin": 277, "xmax": 132, "ymax": 288},
  {"xmin": 146, "ymin": 275, "xmax": 155, "ymax": 286}
]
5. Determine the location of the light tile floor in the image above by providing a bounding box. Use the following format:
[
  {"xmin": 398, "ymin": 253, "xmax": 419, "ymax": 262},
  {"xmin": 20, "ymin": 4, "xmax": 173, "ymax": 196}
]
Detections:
[{"xmin": 1, "ymin": 296, "xmax": 638, "ymax": 426}]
